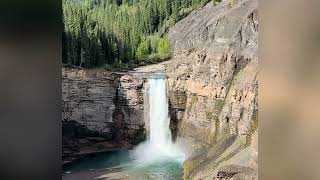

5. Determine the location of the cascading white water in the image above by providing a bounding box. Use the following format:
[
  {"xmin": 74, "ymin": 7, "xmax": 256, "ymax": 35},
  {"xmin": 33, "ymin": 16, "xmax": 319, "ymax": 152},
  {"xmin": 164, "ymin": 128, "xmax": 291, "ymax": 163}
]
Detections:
[
  {"xmin": 132, "ymin": 74, "xmax": 185, "ymax": 163},
  {"xmin": 149, "ymin": 78, "xmax": 171, "ymax": 147}
]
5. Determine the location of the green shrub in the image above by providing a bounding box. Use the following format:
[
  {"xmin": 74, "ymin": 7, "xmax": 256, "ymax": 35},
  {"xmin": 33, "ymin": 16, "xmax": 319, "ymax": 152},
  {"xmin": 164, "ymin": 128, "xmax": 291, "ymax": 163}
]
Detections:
[
  {"xmin": 228, "ymin": 0, "xmax": 238, "ymax": 7},
  {"xmin": 147, "ymin": 53, "xmax": 161, "ymax": 63},
  {"xmin": 157, "ymin": 37, "xmax": 170, "ymax": 60},
  {"xmin": 213, "ymin": 0, "xmax": 222, "ymax": 5},
  {"xmin": 150, "ymin": 34, "xmax": 161, "ymax": 53},
  {"xmin": 136, "ymin": 38, "xmax": 149, "ymax": 60}
]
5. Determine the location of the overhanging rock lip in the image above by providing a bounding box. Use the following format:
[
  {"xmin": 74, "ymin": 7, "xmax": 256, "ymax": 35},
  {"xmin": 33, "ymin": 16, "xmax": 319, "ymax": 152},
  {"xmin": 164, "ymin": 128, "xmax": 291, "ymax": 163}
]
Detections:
[{"xmin": 147, "ymin": 73, "xmax": 167, "ymax": 79}]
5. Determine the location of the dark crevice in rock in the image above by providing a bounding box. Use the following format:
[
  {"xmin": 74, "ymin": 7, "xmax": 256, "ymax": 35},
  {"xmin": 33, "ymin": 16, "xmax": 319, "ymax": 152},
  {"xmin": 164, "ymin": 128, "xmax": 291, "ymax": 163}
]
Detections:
[
  {"xmin": 215, "ymin": 165, "xmax": 256, "ymax": 180},
  {"xmin": 169, "ymin": 100, "xmax": 179, "ymax": 142},
  {"xmin": 216, "ymin": 170, "xmax": 239, "ymax": 179},
  {"xmin": 168, "ymin": 90, "xmax": 187, "ymax": 142},
  {"xmin": 63, "ymin": 121, "xmax": 108, "ymax": 139},
  {"xmin": 112, "ymin": 81, "xmax": 126, "ymax": 143}
]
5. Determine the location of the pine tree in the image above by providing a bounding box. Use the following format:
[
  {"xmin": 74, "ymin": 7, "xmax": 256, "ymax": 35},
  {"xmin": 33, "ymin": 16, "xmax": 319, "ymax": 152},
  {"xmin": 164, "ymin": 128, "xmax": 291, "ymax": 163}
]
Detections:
[{"xmin": 62, "ymin": 0, "xmax": 215, "ymax": 68}]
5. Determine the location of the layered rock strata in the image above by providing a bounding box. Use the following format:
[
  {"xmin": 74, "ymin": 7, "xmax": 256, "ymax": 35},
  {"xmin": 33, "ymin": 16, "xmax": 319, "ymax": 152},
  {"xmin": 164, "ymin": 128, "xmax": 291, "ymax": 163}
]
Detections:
[
  {"xmin": 166, "ymin": 0, "xmax": 258, "ymax": 179},
  {"xmin": 62, "ymin": 68, "xmax": 146, "ymax": 164}
]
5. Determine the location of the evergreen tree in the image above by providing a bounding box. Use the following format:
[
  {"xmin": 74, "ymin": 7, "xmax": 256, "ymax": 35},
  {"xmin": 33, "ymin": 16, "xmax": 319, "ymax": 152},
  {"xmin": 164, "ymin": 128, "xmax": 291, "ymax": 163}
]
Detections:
[{"xmin": 62, "ymin": 0, "xmax": 216, "ymax": 68}]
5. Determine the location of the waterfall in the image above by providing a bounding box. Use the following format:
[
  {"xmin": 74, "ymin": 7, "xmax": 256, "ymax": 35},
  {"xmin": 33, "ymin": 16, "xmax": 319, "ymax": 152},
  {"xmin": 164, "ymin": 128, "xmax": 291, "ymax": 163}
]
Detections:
[
  {"xmin": 149, "ymin": 78, "xmax": 171, "ymax": 147},
  {"xmin": 132, "ymin": 74, "xmax": 185, "ymax": 163}
]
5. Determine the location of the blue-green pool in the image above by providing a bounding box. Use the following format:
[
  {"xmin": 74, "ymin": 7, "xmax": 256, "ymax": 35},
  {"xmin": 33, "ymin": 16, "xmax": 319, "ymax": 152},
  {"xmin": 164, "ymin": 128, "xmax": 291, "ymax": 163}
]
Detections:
[{"xmin": 63, "ymin": 150, "xmax": 184, "ymax": 180}]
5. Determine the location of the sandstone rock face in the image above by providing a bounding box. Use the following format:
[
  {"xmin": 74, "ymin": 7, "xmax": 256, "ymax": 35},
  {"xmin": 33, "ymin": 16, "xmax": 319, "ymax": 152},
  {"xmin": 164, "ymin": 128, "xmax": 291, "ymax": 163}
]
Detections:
[
  {"xmin": 62, "ymin": 68, "xmax": 146, "ymax": 164},
  {"xmin": 166, "ymin": 0, "xmax": 258, "ymax": 179}
]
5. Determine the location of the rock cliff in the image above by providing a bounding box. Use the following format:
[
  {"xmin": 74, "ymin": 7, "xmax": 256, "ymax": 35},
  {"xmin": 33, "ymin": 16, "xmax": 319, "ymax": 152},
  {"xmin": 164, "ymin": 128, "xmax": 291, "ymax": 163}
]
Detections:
[
  {"xmin": 166, "ymin": 0, "xmax": 258, "ymax": 179},
  {"xmin": 62, "ymin": 68, "xmax": 146, "ymax": 164}
]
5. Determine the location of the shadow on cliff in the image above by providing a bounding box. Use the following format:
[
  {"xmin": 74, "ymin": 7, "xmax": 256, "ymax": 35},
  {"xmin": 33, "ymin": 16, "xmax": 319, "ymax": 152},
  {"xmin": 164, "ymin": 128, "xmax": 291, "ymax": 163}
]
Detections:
[
  {"xmin": 169, "ymin": 100, "xmax": 179, "ymax": 142},
  {"xmin": 168, "ymin": 90, "xmax": 187, "ymax": 143},
  {"xmin": 112, "ymin": 75, "xmax": 146, "ymax": 147}
]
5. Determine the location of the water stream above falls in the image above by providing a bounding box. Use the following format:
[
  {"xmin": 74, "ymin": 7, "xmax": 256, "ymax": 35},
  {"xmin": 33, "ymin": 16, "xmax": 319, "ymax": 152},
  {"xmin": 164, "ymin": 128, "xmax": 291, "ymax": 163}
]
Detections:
[{"xmin": 63, "ymin": 74, "xmax": 185, "ymax": 180}]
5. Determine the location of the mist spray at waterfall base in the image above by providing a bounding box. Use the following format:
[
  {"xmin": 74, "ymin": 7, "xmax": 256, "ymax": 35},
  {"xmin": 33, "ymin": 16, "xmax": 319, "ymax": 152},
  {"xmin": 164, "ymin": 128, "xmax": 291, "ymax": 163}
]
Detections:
[{"xmin": 131, "ymin": 76, "xmax": 185, "ymax": 165}]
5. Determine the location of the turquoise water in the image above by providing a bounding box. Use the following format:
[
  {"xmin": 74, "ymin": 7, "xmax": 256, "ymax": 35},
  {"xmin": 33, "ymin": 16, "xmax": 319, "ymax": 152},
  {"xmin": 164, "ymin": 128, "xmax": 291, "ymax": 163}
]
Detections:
[
  {"xmin": 63, "ymin": 150, "xmax": 132, "ymax": 172},
  {"xmin": 128, "ymin": 159, "xmax": 183, "ymax": 180},
  {"xmin": 63, "ymin": 150, "xmax": 183, "ymax": 180},
  {"xmin": 63, "ymin": 76, "xmax": 184, "ymax": 180}
]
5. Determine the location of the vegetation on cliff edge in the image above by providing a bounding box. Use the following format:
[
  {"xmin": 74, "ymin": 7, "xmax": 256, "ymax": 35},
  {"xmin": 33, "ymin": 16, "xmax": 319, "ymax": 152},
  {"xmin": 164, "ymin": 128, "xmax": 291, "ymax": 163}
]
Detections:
[{"xmin": 63, "ymin": 0, "xmax": 220, "ymax": 68}]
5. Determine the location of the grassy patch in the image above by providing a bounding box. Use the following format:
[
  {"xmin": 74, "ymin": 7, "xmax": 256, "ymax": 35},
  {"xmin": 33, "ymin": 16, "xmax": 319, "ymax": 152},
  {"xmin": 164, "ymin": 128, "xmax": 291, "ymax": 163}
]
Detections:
[
  {"xmin": 213, "ymin": 0, "xmax": 222, "ymax": 5},
  {"xmin": 206, "ymin": 111, "xmax": 214, "ymax": 120},
  {"xmin": 214, "ymin": 99, "xmax": 225, "ymax": 114},
  {"xmin": 187, "ymin": 95, "xmax": 198, "ymax": 111},
  {"xmin": 228, "ymin": 0, "xmax": 238, "ymax": 8},
  {"xmin": 245, "ymin": 109, "xmax": 258, "ymax": 146}
]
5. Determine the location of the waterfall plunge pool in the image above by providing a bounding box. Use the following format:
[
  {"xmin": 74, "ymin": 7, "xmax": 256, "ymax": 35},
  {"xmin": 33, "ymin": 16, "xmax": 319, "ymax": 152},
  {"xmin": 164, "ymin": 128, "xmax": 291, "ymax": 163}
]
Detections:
[
  {"xmin": 63, "ymin": 75, "xmax": 185, "ymax": 180},
  {"xmin": 62, "ymin": 150, "xmax": 184, "ymax": 180}
]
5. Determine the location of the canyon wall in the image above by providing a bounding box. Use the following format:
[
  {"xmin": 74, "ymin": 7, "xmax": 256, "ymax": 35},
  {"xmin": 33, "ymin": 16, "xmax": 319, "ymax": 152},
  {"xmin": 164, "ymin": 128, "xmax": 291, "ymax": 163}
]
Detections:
[
  {"xmin": 62, "ymin": 68, "xmax": 146, "ymax": 164},
  {"xmin": 62, "ymin": 0, "xmax": 258, "ymax": 179},
  {"xmin": 166, "ymin": 0, "xmax": 258, "ymax": 179}
]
